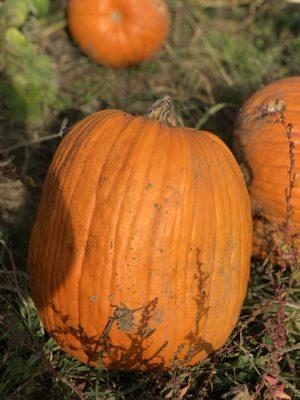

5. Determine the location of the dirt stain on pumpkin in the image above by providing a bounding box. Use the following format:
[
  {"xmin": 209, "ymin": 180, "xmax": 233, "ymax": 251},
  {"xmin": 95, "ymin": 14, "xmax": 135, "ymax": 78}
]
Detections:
[
  {"xmin": 153, "ymin": 203, "xmax": 161, "ymax": 212},
  {"xmin": 111, "ymin": 304, "xmax": 142, "ymax": 333},
  {"xmin": 89, "ymin": 295, "xmax": 98, "ymax": 303}
]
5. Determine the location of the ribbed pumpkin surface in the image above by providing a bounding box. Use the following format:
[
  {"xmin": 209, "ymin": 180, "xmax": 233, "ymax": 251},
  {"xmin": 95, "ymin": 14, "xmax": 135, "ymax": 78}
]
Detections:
[
  {"xmin": 67, "ymin": 0, "xmax": 169, "ymax": 68},
  {"xmin": 29, "ymin": 109, "xmax": 252, "ymax": 370},
  {"xmin": 234, "ymin": 77, "xmax": 300, "ymax": 258}
]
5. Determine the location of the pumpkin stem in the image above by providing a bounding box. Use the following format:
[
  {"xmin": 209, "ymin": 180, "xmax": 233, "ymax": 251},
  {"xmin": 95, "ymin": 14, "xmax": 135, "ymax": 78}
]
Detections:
[{"xmin": 146, "ymin": 96, "xmax": 177, "ymax": 127}]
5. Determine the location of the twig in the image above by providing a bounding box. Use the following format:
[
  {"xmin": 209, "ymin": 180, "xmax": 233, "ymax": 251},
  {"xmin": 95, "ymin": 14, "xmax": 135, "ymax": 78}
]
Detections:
[
  {"xmin": 60, "ymin": 377, "xmax": 87, "ymax": 400},
  {"xmin": 40, "ymin": 20, "xmax": 67, "ymax": 40},
  {"xmin": 7, "ymin": 368, "xmax": 47, "ymax": 400},
  {"xmin": 0, "ymin": 284, "xmax": 18, "ymax": 293},
  {"xmin": 0, "ymin": 119, "xmax": 68, "ymax": 154},
  {"xmin": 0, "ymin": 240, "xmax": 27, "ymax": 305},
  {"xmin": 38, "ymin": 352, "xmax": 86, "ymax": 400},
  {"xmin": 5, "ymin": 322, "xmax": 87, "ymax": 400}
]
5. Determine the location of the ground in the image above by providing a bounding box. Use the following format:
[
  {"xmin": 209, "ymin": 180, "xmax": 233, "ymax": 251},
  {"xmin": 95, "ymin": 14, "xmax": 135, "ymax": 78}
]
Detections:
[{"xmin": 0, "ymin": 0, "xmax": 299, "ymax": 399}]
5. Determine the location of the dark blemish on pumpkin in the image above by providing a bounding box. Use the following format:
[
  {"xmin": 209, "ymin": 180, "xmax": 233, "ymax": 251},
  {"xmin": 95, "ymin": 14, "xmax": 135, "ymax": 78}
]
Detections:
[
  {"xmin": 159, "ymin": 248, "xmax": 164, "ymax": 253},
  {"xmin": 153, "ymin": 315, "xmax": 164, "ymax": 324},
  {"xmin": 86, "ymin": 237, "xmax": 98, "ymax": 252},
  {"xmin": 143, "ymin": 327, "xmax": 156, "ymax": 338},
  {"xmin": 89, "ymin": 295, "xmax": 98, "ymax": 303},
  {"xmin": 99, "ymin": 175, "xmax": 108, "ymax": 183},
  {"xmin": 67, "ymin": 344, "xmax": 78, "ymax": 351},
  {"xmin": 67, "ymin": 245, "xmax": 73, "ymax": 253},
  {"xmin": 219, "ymin": 267, "xmax": 225, "ymax": 275},
  {"xmin": 146, "ymin": 182, "xmax": 153, "ymax": 190},
  {"xmin": 150, "ymin": 270, "xmax": 157, "ymax": 278},
  {"xmin": 153, "ymin": 203, "xmax": 161, "ymax": 212},
  {"xmin": 109, "ymin": 241, "xmax": 113, "ymax": 249},
  {"xmin": 111, "ymin": 10, "xmax": 123, "ymax": 22},
  {"xmin": 225, "ymin": 275, "xmax": 231, "ymax": 288},
  {"xmin": 189, "ymin": 247, "xmax": 193, "ymax": 252}
]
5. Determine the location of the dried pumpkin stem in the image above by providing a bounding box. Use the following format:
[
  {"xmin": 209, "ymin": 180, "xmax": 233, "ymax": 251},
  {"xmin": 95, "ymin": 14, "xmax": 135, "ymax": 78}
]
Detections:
[{"xmin": 146, "ymin": 96, "xmax": 177, "ymax": 127}]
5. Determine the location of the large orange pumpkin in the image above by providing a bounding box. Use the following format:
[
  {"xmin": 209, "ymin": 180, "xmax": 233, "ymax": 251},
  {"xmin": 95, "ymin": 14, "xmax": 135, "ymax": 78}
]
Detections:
[
  {"xmin": 234, "ymin": 77, "xmax": 300, "ymax": 259},
  {"xmin": 67, "ymin": 0, "xmax": 169, "ymax": 68},
  {"xmin": 28, "ymin": 97, "xmax": 252, "ymax": 370}
]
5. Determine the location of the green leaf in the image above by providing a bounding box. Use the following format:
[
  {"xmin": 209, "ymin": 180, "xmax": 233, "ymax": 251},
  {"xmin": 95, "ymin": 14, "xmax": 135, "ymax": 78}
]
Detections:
[
  {"xmin": 30, "ymin": 0, "xmax": 51, "ymax": 17},
  {"xmin": 1, "ymin": 0, "xmax": 30, "ymax": 27}
]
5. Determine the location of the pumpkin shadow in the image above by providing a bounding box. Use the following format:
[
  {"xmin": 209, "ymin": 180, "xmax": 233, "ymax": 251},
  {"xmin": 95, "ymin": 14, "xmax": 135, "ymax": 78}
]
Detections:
[
  {"xmin": 101, "ymin": 298, "xmax": 168, "ymax": 370},
  {"xmin": 181, "ymin": 248, "xmax": 214, "ymax": 365},
  {"xmin": 48, "ymin": 297, "xmax": 169, "ymax": 371},
  {"xmin": 48, "ymin": 294, "xmax": 214, "ymax": 371}
]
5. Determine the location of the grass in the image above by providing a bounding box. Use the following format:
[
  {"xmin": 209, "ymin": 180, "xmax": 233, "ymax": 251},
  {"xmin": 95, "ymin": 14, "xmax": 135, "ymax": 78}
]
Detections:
[{"xmin": 0, "ymin": 0, "xmax": 299, "ymax": 398}]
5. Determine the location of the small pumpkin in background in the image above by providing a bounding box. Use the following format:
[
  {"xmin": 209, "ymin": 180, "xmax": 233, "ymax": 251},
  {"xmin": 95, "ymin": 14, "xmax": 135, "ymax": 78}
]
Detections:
[
  {"xmin": 234, "ymin": 77, "xmax": 300, "ymax": 259},
  {"xmin": 28, "ymin": 97, "xmax": 252, "ymax": 370},
  {"xmin": 67, "ymin": 0, "xmax": 169, "ymax": 68}
]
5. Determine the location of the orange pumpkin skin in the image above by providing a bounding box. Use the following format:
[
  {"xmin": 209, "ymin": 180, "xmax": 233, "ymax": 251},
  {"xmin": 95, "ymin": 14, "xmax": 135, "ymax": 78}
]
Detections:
[
  {"xmin": 28, "ymin": 107, "xmax": 252, "ymax": 370},
  {"xmin": 67, "ymin": 0, "xmax": 169, "ymax": 68},
  {"xmin": 234, "ymin": 77, "xmax": 300, "ymax": 259}
]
